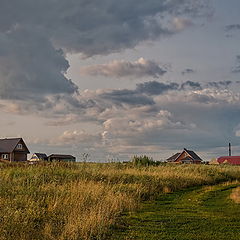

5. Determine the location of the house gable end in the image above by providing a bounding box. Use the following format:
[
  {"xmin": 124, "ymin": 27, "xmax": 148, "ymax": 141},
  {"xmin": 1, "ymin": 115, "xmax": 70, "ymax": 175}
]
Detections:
[
  {"xmin": 174, "ymin": 150, "xmax": 194, "ymax": 162},
  {"xmin": 13, "ymin": 139, "xmax": 30, "ymax": 153}
]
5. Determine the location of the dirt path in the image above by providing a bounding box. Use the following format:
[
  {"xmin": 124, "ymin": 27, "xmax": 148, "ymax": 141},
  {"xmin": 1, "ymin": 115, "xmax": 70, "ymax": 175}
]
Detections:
[{"xmin": 109, "ymin": 182, "xmax": 240, "ymax": 240}]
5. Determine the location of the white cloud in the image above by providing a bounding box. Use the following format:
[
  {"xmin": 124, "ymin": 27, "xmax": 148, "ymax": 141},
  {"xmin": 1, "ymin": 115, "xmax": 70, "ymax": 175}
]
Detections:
[
  {"xmin": 80, "ymin": 58, "xmax": 167, "ymax": 78},
  {"xmin": 2, "ymin": 79, "xmax": 240, "ymax": 158},
  {"xmin": 49, "ymin": 130, "xmax": 101, "ymax": 146}
]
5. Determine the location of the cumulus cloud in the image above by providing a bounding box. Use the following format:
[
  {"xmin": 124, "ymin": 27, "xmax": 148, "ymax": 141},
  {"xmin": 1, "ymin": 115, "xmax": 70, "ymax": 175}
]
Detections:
[
  {"xmin": 99, "ymin": 80, "xmax": 203, "ymax": 106},
  {"xmin": 1, "ymin": 79, "xmax": 234, "ymax": 118},
  {"xmin": 0, "ymin": 0, "xmax": 210, "ymax": 102},
  {"xmin": 2, "ymin": 0, "xmax": 240, "ymax": 159},
  {"xmin": 2, "ymin": 77, "xmax": 240, "ymax": 157},
  {"xmin": 0, "ymin": 26, "xmax": 78, "ymax": 100},
  {"xmin": 51, "ymin": 130, "xmax": 101, "ymax": 146},
  {"xmin": 46, "ymin": 85, "xmax": 240, "ymax": 156},
  {"xmin": 0, "ymin": 0, "xmax": 210, "ymax": 57},
  {"xmin": 101, "ymin": 109, "xmax": 190, "ymax": 153},
  {"xmin": 80, "ymin": 58, "xmax": 167, "ymax": 78}
]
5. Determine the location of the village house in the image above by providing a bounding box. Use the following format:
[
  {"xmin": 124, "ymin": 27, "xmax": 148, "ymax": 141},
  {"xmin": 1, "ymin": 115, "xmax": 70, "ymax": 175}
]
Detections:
[
  {"xmin": 217, "ymin": 156, "xmax": 240, "ymax": 165},
  {"xmin": 29, "ymin": 153, "xmax": 76, "ymax": 163},
  {"xmin": 166, "ymin": 148, "xmax": 202, "ymax": 164},
  {"xmin": 30, "ymin": 153, "xmax": 48, "ymax": 162},
  {"xmin": 48, "ymin": 154, "xmax": 76, "ymax": 162},
  {"xmin": 217, "ymin": 143, "xmax": 240, "ymax": 165},
  {"xmin": 0, "ymin": 138, "xmax": 30, "ymax": 162}
]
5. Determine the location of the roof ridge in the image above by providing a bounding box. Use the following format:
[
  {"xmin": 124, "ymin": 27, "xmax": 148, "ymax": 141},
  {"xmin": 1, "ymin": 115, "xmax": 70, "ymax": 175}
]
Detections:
[{"xmin": 0, "ymin": 137, "xmax": 22, "ymax": 140}]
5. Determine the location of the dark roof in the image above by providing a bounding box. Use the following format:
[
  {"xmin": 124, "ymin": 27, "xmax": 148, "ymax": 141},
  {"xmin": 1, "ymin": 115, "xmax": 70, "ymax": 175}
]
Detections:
[
  {"xmin": 48, "ymin": 154, "xmax": 75, "ymax": 159},
  {"xmin": 184, "ymin": 149, "xmax": 202, "ymax": 161},
  {"xmin": 166, "ymin": 153, "xmax": 181, "ymax": 162},
  {"xmin": 167, "ymin": 148, "xmax": 202, "ymax": 162},
  {"xmin": 0, "ymin": 138, "xmax": 30, "ymax": 153},
  {"xmin": 34, "ymin": 153, "xmax": 48, "ymax": 159}
]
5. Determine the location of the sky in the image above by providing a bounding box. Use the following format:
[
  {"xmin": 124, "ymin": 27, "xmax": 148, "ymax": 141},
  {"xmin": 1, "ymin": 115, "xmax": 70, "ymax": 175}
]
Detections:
[{"xmin": 0, "ymin": 0, "xmax": 240, "ymax": 162}]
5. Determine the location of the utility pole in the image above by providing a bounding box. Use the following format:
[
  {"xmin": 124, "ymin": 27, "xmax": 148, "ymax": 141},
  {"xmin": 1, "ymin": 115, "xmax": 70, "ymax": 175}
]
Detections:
[{"xmin": 229, "ymin": 142, "xmax": 231, "ymax": 156}]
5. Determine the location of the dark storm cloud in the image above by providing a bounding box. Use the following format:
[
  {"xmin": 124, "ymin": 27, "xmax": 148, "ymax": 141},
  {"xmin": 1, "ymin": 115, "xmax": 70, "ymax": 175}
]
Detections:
[
  {"xmin": 0, "ymin": 0, "xmax": 210, "ymax": 101},
  {"xmin": 0, "ymin": 0, "xmax": 209, "ymax": 56},
  {"xmin": 0, "ymin": 26, "xmax": 78, "ymax": 100}
]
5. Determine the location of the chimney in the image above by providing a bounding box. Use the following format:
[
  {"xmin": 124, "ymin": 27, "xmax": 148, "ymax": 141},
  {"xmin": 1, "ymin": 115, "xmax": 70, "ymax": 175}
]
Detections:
[{"xmin": 229, "ymin": 143, "xmax": 231, "ymax": 156}]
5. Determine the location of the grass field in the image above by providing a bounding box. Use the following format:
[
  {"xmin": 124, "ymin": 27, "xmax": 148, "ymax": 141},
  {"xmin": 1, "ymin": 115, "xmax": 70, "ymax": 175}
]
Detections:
[
  {"xmin": 0, "ymin": 163, "xmax": 240, "ymax": 240},
  {"xmin": 110, "ymin": 182, "xmax": 240, "ymax": 240}
]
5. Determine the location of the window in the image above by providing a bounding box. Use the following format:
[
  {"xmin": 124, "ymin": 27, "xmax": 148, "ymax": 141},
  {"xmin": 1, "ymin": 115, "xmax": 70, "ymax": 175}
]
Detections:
[
  {"xmin": 2, "ymin": 154, "xmax": 8, "ymax": 160},
  {"xmin": 16, "ymin": 144, "xmax": 23, "ymax": 150}
]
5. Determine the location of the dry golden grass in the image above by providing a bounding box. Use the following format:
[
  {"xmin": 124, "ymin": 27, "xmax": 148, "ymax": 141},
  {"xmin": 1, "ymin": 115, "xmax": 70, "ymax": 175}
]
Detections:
[
  {"xmin": 0, "ymin": 162, "xmax": 240, "ymax": 240},
  {"xmin": 230, "ymin": 186, "xmax": 240, "ymax": 204}
]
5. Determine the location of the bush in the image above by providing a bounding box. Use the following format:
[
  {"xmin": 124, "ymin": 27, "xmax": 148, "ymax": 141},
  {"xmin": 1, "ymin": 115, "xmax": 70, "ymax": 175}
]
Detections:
[{"xmin": 131, "ymin": 155, "xmax": 157, "ymax": 166}]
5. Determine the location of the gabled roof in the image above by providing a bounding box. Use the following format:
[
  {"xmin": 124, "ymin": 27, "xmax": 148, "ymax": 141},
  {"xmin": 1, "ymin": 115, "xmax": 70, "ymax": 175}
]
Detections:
[
  {"xmin": 184, "ymin": 148, "xmax": 202, "ymax": 161},
  {"xmin": 34, "ymin": 153, "xmax": 48, "ymax": 159},
  {"xmin": 166, "ymin": 152, "xmax": 181, "ymax": 162},
  {"xmin": 217, "ymin": 156, "xmax": 240, "ymax": 165},
  {"xmin": 0, "ymin": 138, "xmax": 30, "ymax": 153},
  {"xmin": 166, "ymin": 148, "xmax": 202, "ymax": 162}
]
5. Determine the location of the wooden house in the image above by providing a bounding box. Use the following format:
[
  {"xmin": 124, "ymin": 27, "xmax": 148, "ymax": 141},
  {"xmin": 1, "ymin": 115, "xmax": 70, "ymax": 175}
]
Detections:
[
  {"xmin": 0, "ymin": 138, "xmax": 30, "ymax": 162},
  {"xmin": 30, "ymin": 153, "xmax": 48, "ymax": 162},
  {"xmin": 167, "ymin": 148, "xmax": 202, "ymax": 164},
  {"xmin": 48, "ymin": 154, "xmax": 76, "ymax": 162}
]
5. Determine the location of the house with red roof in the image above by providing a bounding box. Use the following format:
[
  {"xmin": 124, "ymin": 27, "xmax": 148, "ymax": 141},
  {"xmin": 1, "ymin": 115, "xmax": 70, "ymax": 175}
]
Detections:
[
  {"xmin": 166, "ymin": 148, "xmax": 202, "ymax": 164},
  {"xmin": 0, "ymin": 138, "xmax": 30, "ymax": 162},
  {"xmin": 217, "ymin": 156, "xmax": 240, "ymax": 165}
]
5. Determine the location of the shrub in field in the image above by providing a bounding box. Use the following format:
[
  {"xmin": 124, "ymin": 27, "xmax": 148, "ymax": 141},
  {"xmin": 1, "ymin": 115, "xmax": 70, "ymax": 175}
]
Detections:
[{"xmin": 131, "ymin": 155, "xmax": 157, "ymax": 166}]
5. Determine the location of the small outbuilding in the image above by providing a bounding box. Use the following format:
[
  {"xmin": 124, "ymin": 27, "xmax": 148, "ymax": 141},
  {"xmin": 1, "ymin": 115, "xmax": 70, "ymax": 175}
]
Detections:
[
  {"xmin": 167, "ymin": 148, "xmax": 202, "ymax": 164},
  {"xmin": 217, "ymin": 156, "xmax": 240, "ymax": 165},
  {"xmin": 30, "ymin": 153, "xmax": 48, "ymax": 162},
  {"xmin": 48, "ymin": 154, "xmax": 76, "ymax": 162}
]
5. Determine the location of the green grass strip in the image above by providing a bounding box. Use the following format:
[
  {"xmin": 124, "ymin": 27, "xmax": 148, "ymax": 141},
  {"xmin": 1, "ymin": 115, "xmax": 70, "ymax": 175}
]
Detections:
[{"xmin": 110, "ymin": 182, "xmax": 240, "ymax": 240}]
